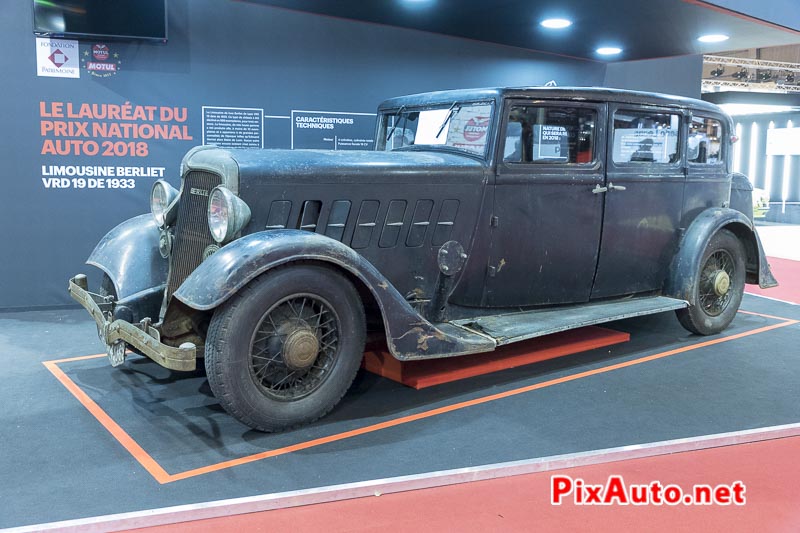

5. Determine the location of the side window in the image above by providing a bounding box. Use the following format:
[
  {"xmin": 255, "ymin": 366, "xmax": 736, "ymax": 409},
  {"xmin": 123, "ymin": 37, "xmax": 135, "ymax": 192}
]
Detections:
[
  {"xmin": 503, "ymin": 106, "xmax": 596, "ymax": 164},
  {"xmin": 688, "ymin": 116, "xmax": 723, "ymax": 164},
  {"xmin": 612, "ymin": 110, "xmax": 680, "ymax": 164}
]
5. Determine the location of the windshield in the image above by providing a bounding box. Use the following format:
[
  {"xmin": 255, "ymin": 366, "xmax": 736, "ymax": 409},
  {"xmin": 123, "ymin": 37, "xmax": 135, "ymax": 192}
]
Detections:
[{"xmin": 376, "ymin": 101, "xmax": 494, "ymax": 157}]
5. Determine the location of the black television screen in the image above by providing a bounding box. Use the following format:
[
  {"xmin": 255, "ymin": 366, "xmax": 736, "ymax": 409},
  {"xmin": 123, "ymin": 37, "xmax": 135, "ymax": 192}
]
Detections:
[{"xmin": 33, "ymin": 0, "xmax": 167, "ymax": 42}]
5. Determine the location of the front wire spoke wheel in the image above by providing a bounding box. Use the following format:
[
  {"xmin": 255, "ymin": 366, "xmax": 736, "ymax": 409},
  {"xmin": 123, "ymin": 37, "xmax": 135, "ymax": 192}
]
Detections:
[
  {"xmin": 205, "ymin": 264, "xmax": 366, "ymax": 432},
  {"xmin": 249, "ymin": 294, "xmax": 339, "ymax": 401}
]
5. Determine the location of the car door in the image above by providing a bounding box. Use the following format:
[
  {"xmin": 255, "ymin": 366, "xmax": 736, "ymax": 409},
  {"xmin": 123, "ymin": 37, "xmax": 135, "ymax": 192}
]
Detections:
[
  {"xmin": 482, "ymin": 100, "xmax": 607, "ymax": 307},
  {"xmin": 591, "ymin": 105, "xmax": 686, "ymax": 299}
]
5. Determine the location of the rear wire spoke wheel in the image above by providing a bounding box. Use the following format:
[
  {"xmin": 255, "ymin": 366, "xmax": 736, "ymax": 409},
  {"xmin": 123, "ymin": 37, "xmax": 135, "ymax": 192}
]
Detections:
[
  {"xmin": 676, "ymin": 229, "xmax": 745, "ymax": 335},
  {"xmin": 205, "ymin": 264, "xmax": 366, "ymax": 432},
  {"xmin": 698, "ymin": 250, "xmax": 734, "ymax": 317}
]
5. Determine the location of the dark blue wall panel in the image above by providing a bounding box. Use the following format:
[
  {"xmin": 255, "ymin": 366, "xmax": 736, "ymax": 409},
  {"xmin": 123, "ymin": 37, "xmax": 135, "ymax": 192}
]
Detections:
[
  {"xmin": 604, "ymin": 55, "xmax": 705, "ymax": 99},
  {"xmin": 1, "ymin": 0, "xmax": 610, "ymax": 309}
]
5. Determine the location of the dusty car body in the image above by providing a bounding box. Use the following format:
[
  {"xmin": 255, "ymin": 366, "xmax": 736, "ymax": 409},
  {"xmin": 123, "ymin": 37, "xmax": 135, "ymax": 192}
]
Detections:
[{"xmin": 70, "ymin": 87, "xmax": 777, "ymax": 431}]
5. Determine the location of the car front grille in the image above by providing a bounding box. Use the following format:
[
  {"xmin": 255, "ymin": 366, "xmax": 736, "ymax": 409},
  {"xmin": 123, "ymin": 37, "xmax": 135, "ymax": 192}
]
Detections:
[{"xmin": 165, "ymin": 170, "xmax": 222, "ymax": 300}]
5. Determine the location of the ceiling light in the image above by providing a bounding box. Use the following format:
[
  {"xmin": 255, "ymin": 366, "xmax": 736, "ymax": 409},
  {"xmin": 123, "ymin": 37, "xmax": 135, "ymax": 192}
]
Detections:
[
  {"xmin": 698, "ymin": 34, "xmax": 730, "ymax": 43},
  {"xmin": 596, "ymin": 47, "xmax": 622, "ymax": 56},
  {"xmin": 540, "ymin": 18, "xmax": 572, "ymax": 29},
  {"xmin": 399, "ymin": 0, "xmax": 435, "ymax": 6},
  {"xmin": 731, "ymin": 68, "xmax": 749, "ymax": 80}
]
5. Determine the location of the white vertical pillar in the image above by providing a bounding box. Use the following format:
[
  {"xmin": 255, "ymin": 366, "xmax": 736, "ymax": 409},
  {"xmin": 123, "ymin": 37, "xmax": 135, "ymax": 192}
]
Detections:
[
  {"xmin": 782, "ymin": 120, "xmax": 793, "ymax": 214},
  {"xmin": 764, "ymin": 121, "xmax": 774, "ymax": 198},
  {"xmin": 733, "ymin": 122, "xmax": 743, "ymax": 174},
  {"xmin": 748, "ymin": 122, "xmax": 759, "ymax": 185}
]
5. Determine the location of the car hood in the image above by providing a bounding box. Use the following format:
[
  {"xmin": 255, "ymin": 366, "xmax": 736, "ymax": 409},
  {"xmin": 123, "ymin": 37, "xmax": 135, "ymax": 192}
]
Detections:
[{"xmin": 228, "ymin": 148, "xmax": 486, "ymax": 185}]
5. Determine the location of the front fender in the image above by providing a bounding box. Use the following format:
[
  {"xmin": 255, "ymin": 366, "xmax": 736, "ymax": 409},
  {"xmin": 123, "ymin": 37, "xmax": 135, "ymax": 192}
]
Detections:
[
  {"xmin": 87, "ymin": 214, "xmax": 168, "ymax": 299},
  {"xmin": 174, "ymin": 230, "xmax": 495, "ymax": 360},
  {"xmin": 665, "ymin": 208, "xmax": 777, "ymax": 303}
]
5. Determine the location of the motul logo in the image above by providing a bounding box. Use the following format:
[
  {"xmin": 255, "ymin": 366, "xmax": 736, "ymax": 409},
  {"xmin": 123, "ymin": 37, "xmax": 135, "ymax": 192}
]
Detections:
[
  {"xmin": 93, "ymin": 44, "xmax": 109, "ymax": 61},
  {"xmin": 86, "ymin": 62, "xmax": 116, "ymax": 71}
]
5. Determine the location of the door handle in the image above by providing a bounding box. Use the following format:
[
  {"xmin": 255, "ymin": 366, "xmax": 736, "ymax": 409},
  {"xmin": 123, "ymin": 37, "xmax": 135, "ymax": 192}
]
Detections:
[
  {"xmin": 608, "ymin": 182, "xmax": 627, "ymax": 191},
  {"xmin": 592, "ymin": 184, "xmax": 608, "ymax": 194}
]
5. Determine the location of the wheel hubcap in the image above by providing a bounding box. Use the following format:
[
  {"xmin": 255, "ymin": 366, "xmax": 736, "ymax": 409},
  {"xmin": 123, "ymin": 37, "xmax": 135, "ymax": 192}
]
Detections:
[
  {"xmin": 282, "ymin": 327, "xmax": 320, "ymax": 370},
  {"xmin": 699, "ymin": 250, "xmax": 736, "ymax": 317},
  {"xmin": 712, "ymin": 270, "xmax": 730, "ymax": 296}
]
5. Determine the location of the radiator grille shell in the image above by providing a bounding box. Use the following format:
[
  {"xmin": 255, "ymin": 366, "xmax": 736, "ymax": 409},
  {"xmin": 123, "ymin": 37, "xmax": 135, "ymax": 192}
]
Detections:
[{"xmin": 165, "ymin": 171, "xmax": 222, "ymax": 300}]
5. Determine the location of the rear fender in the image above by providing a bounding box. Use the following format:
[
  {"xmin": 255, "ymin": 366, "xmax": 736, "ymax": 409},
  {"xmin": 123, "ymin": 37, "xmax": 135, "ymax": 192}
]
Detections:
[
  {"xmin": 173, "ymin": 230, "xmax": 495, "ymax": 360},
  {"xmin": 665, "ymin": 208, "xmax": 777, "ymax": 304}
]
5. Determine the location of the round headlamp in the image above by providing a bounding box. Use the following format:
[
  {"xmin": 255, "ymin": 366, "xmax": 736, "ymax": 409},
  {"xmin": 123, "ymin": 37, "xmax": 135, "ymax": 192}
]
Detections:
[
  {"xmin": 208, "ymin": 186, "xmax": 251, "ymax": 244},
  {"xmin": 150, "ymin": 180, "xmax": 179, "ymax": 227}
]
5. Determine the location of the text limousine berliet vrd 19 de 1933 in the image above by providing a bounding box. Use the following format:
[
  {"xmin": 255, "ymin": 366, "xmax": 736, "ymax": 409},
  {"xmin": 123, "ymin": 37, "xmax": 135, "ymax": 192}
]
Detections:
[{"xmin": 69, "ymin": 87, "xmax": 777, "ymax": 432}]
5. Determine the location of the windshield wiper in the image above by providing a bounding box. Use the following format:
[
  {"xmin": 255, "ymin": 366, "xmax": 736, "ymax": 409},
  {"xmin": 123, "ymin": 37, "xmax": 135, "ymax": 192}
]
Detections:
[
  {"xmin": 385, "ymin": 105, "xmax": 407, "ymax": 142},
  {"xmin": 436, "ymin": 102, "xmax": 460, "ymax": 139}
]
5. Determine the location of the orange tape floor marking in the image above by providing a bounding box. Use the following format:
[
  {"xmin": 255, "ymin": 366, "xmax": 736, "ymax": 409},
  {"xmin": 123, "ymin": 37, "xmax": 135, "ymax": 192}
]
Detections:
[{"xmin": 43, "ymin": 310, "xmax": 798, "ymax": 484}]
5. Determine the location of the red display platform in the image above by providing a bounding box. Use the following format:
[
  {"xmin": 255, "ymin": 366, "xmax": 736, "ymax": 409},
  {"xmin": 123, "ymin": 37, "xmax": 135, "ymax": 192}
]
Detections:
[{"xmin": 362, "ymin": 326, "xmax": 630, "ymax": 389}]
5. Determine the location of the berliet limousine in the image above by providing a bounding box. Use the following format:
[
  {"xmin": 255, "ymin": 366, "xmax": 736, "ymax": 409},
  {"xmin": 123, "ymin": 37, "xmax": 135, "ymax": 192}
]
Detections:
[{"xmin": 70, "ymin": 87, "xmax": 777, "ymax": 431}]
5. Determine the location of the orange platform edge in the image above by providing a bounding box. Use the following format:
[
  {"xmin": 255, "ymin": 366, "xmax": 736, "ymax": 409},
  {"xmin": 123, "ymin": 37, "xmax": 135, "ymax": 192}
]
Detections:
[{"xmin": 362, "ymin": 326, "xmax": 631, "ymax": 389}]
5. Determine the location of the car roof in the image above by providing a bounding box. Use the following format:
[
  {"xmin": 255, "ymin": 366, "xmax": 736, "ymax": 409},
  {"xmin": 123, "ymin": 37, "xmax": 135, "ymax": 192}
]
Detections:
[{"xmin": 377, "ymin": 86, "xmax": 725, "ymax": 116}]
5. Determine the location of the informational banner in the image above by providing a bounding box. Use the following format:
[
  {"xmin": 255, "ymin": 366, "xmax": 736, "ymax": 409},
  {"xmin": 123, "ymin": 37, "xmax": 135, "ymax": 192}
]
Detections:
[
  {"xmin": 38, "ymin": 100, "xmax": 194, "ymax": 190},
  {"xmin": 202, "ymin": 106, "xmax": 264, "ymax": 148},
  {"xmin": 533, "ymin": 124, "xmax": 568, "ymax": 161},
  {"xmin": 613, "ymin": 128, "xmax": 678, "ymax": 163},
  {"xmin": 766, "ymin": 127, "xmax": 800, "ymax": 156},
  {"xmin": 35, "ymin": 38, "xmax": 80, "ymax": 78},
  {"xmin": 291, "ymin": 110, "xmax": 375, "ymax": 150}
]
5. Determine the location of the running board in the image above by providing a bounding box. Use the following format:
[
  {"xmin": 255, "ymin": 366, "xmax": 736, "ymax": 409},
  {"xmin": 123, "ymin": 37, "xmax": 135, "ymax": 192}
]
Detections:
[{"xmin": 449, "ymin": 296, "xmax": 688, "ymax": 346}]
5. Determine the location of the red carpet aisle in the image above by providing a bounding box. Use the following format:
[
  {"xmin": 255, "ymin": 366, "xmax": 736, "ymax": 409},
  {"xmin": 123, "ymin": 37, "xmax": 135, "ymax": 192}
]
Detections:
[
  {"xmin": 134, "ymin": 436, "xmax": 800, "ymax": 533},
  {"xmin": 747, "ymin": 257, "xmax": 800, "ymax": 304}
]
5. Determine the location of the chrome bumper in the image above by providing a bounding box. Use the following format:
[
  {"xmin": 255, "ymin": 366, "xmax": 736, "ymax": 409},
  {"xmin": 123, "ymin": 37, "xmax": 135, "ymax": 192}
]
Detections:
[{"xmin": 68, "ymin": 274, "xmax": 196, "ymax": 371}]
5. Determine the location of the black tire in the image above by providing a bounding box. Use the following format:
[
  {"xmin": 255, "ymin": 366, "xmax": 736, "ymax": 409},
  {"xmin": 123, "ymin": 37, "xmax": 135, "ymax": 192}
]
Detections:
[
  {"xmin": 676, "ymin": 229, "xmax": 746, "ymax": 335},
  {"xmin": 204, "ymin": 264, "xmax": 366, "ymax": 432}
]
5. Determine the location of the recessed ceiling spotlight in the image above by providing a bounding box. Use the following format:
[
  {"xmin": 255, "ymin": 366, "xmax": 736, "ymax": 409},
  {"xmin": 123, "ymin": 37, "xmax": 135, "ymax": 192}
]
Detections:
[
  {"xmin": 540, "ymin": 18, "xmax": 572, "ymax": 29},
  {"xmin": 399, "ymin": 0, "xmax": 435, "ymax": 6},
  {"xmin": 596, "ymin": 47, "xmax": 622, "ymax": 56},
  {"xmin": 698, "ymin": 34, "xmax": 730, "ymax": 43}
]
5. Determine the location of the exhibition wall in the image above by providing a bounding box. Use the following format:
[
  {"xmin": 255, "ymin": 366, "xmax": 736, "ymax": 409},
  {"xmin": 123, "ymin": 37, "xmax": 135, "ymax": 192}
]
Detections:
[
  {"xmin": 732, "ymin": 111, "xmax": 800, "ymax": 212},
  {"xmin": 1, "ymin": 0, "xmax": 703, "ymax": 310}
]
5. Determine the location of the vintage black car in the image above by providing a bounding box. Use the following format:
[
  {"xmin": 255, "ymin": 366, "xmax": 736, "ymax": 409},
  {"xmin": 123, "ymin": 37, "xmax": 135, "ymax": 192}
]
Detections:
[{"xmin": 70, "ymin": 87, "xmax": 777, "ymax": 432}]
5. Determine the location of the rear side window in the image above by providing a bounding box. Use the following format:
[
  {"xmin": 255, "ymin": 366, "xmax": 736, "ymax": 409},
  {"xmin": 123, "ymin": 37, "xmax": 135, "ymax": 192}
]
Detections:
[
  {"xmin": 688, "ymin": 116, "xmax": 723, "ymax": 164},
  {"xmin": 503, "ymin": 106, "xmax": 596, "ymax": 164},
  {"xmin": 612, "ymin": 110, "xmax": 680, "ymax": 164}
]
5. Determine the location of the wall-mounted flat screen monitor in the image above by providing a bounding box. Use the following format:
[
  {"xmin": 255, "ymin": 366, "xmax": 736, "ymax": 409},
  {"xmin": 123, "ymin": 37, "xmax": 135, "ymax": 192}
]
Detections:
[{"xmin": 33, "ymin": 0, "xmax": 167, "ymax": 42}]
